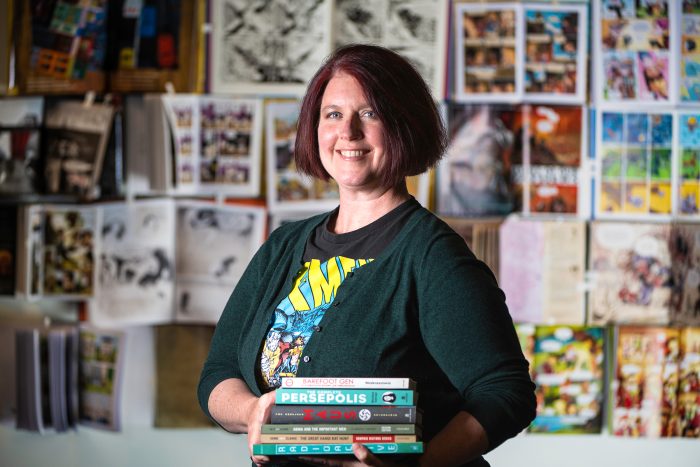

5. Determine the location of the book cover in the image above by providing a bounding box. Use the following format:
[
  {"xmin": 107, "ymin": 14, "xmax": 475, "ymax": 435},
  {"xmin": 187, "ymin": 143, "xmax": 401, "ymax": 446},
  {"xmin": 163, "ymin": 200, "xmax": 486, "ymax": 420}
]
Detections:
[
  {"xmin": 253, "ymin": 442, "xmax": 423, "ymax": 456},
  {"xmin": 259, "ymin": 434, "xmax": 417, "ymax": 444},
  {"xmin": 44, "ymin": 100, "xmax": 115, "ymax": 199},
  {"xmin": 275, "ymin": 388, "xmax": 415, "ymax": 406},
  {"xmin": 92, "ymin": 199, "xmax": 176, "ymax": 326},
  {"xmin": 0, "ymin": 97, "xmax": 43, "ymax": 195},
  {"xmin": 78, "ymin": 325, "xmax": 125, "ymax": 431},
  {"xmin": 262, "ymin": 424, "xmax": 420, "ymax": 435},
  {"xmin": 280, "ymin": 377, "xmax": 416, "ymax": 390},
  {"xmin": 175, "ymin": 201, "xmax": 266, "ymax": 323},
  {"xmin": 677, "ymin": 327, "xmax": 700, "ymax": 438},
  {"xmin": 270, "ymin": 405, "xmax": 420, "ymax": 425},
  {"xmin": 588, "ymin": 221, "xmax": 673, "ymax": 324},
  {"xmin": 678, "ymin": 112, "xmax": 700, "ymax": 215},
  {"xmin": 529, "ymin": 325, "xmax": 605, "ymax": 434}
]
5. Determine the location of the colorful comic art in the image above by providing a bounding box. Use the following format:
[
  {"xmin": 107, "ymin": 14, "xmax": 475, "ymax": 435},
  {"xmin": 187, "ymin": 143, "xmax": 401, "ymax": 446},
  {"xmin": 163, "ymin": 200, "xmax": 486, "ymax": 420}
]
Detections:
[
  {"xmin": 677, "ymin": 327, "xmax": 700, "ymax": 438},
  {"xmin": 669, "ymin": 224, "xmax": 700, "ymax": 326},
  {"xmin": 588, "ymin": 222, "xmax": 673, "ymax": 325},
  {"xmin": 524, "ymin": 5, "xmax": 588, "ymax": 103},
  {"xmin": 682, "ymin": 1, "xmax": 700, "ymax": 102},
  {"xmin": 596, "ymin": 111, "xmax": 674, "ymax": 218},
  {"xmin": 597, "ymin": 0, "xmax": 673, "ymax": 104},
  {"xmin": 612, "ymin": 326, "xmax": 681, "ymax": 437},
  {"xmin": 679, "ymin": 113, "xmax": 700, "ymax": 216},
  {"xmin": 530, "ymin": 325, "xmax": 605, "ymax": 434},
  {"xmin": 454, "ymin": 3, "xmax": 520, "ymax": 102}
]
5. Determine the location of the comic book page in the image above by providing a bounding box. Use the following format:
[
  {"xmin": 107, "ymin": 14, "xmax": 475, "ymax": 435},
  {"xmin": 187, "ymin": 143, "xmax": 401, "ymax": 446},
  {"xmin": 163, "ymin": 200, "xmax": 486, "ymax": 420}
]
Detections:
[
  {"xmin": 678, "ymin": 112, "xmax": 700, "ymax": 216},
  {"xmin": 670, "ymin": 223, "xmax": 700, "ymax": 326},
  {"xmin": 44, "ymin": 101, "xmax": 114, "ymax": 199},
  {"xmin": 512, "ymin": 105, "xmax": 583, "ymax": 215},
  {"xmin": 91, "ymin": 199, "xmax": 176, "ymax": 326},
  {"xmin": 612, "ymin": 326, "xmax": 680, "ymax": 437},
  {"xmin": 453, "ymin": 3, "xmax": 522, "ymax": 102},
  {"xmin": 333, "ymin": 0, "xmax": 447, "ymax": 98},
  {"xmin": 530, "ymin": 325, "xmax": 605, "ymax": 434},
  {"xmin": 175, "ymin": 201, "xmax": 266, "ymax": 323},
  {"xmin": 265, "ymin": 101, "xmax": 339, "ymax": 212},
  {"xmin": 161, "ymin": 94, "xmax": 199, "ymax": 193},
  {"xmin": 596, "ymin": 110, "xmax": 675, "ymax": 219},
  {"xmin": 210, "ymin": 0, "xmax": 332, "ymax": 95},
  {"xmin": 588, "ymin": 221, "xmax": 672, "ymax": 324},
  {"xmin": 595, "ymin": 0, "xmax": 676, "ymax": 105},
  {"xmin": 523, "ymin": 4, "xmax": 588, "ymax": 103},
  {"xmin": 0, "ymin": 97, "xmax": 43, "ymax": 195},
  {"xmin": 198, "ymin": 96, "xmax": 263, "ymax": 197},
  {"xmin": 677, "ymin": 327, "xmax": 700, "ymax": 437},
  {"xmin": 437, "ymin": 103, "xmax": 518, "ymax": 217},
  {"xmin": 681, "ymin": 1, "xmax": 700, "ymax": 102},
  {"xmin": 78, "ymin": 325, "xmax": 125, "ymax": 431}
]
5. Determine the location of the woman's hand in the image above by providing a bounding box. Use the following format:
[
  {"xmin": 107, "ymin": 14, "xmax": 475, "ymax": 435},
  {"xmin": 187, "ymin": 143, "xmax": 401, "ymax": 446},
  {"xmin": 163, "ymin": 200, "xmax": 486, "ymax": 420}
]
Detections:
[
  {"xmin": 248, "ymin": 390, "xmax": 277, "ymax": 466},
  {"xmin": 298, "ymin": 443, "xmax": 416, "ymax": 466}
]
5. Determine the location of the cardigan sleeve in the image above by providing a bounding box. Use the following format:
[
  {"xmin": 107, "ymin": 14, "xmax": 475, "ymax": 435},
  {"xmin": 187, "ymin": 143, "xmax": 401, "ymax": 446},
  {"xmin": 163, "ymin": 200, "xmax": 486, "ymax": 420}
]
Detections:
[
  {"xmin": 196, "ymin": 236, "xmax": 270, "ymax": 419},
  {"xmin": 416, "ymin": 226, "xmax": 536, "ymax": 451}
]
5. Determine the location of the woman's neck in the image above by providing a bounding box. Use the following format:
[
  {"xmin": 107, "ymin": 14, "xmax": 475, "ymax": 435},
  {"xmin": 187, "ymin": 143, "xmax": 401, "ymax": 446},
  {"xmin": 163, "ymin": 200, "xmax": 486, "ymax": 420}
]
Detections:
[{"xmin": 329, "ymin": 183, "xmax": 410, "ymax": 234}]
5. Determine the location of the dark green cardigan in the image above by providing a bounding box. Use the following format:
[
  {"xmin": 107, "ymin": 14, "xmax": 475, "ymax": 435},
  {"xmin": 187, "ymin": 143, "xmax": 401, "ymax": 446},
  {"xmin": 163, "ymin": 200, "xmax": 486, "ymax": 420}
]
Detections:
[{"xmin": 198, "ymin": 206, "xmax": 536, "ymax": 466}]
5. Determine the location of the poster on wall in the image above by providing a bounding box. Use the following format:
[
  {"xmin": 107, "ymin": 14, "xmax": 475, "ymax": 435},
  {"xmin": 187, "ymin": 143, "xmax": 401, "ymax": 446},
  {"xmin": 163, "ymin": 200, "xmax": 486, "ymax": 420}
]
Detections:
[
  {"xmin": 678, "ymin": 112, "xmax": 700, "ymax": 216},
  {"xmin": 523, "ymin": 4, "xmax": 588, "ymax": 103},
  {"xmin": 161, "ymin": 94, "xmax": 199, "ymax": 193},
  {"xmin": 265, "ymin": 101, "xmax": 339, "ymax": 212},
  {"xmin": 595, "ymin": 110, "xmax": 675, "ymax": 219},
  {"xmin": 210, "ymin": 0, "xmax": 332, "ymax": 95},
  {"xmin": 594, "ymin": 0, "xmax": 677, "ymax": 105},
  {"xmin": 681, "ymin": 1, "xmax": 700, "ymax": 102},
  {"xmin": 332, "ymin": 0, "xmax": 447, "ymax": 98},
  {"xmin": 453, "ymin": 3, "xmax": 522, "ymax": 102}
]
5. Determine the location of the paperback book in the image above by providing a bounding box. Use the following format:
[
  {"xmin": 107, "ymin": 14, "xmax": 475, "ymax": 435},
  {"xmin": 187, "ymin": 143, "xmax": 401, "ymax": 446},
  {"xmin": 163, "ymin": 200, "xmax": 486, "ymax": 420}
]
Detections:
[
  {"xmin": 280, "ymin": 377, "xmax": 416, "ymax": 390},
  {"xmin": 275, "ymin": 388, "xmax": 416, "ymax": 406},
  {"xmin": 253, "ymin": 442, "xmax": 423, "ymax": 456},
  {"xmin": 262, "ymin": 424, "xmax": 420, "ymax": 435},
  {"xmin": 270, "ymin": 405, "xmax": 420, "ymax": 425}
]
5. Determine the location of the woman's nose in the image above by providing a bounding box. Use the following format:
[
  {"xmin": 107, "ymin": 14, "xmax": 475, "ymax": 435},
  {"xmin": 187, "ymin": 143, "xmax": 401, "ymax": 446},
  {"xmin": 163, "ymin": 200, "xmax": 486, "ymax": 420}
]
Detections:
[{"xmin": 339, "ymin": 115, "xmax": 362, "ymax": 140}]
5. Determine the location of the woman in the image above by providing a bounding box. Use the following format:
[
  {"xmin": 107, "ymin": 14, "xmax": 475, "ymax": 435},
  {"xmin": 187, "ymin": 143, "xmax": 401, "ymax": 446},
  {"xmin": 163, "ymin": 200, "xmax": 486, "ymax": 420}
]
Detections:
[{"xmin": 198, "ymin": 44, "xmax": 535, "ymax": 467}]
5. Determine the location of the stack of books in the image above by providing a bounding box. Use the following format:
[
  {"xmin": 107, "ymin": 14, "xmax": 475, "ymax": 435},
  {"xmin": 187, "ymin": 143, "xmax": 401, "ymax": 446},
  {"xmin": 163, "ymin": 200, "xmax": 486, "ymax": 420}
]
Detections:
[{"xmin": 253, "ymin": 377, "xmax": 423, "ymax": 457}]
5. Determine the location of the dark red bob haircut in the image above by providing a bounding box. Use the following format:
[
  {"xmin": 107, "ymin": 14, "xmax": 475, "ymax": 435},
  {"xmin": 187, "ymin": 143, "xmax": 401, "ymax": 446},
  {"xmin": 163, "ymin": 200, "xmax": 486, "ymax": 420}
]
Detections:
[{"xmin": 294, "ymin": 44, "xmax": 446, "ymax": 188}]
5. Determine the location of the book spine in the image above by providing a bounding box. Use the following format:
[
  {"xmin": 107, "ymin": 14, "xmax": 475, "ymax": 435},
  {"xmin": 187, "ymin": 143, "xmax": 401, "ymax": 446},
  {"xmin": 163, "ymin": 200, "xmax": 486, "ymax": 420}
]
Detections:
[
  {"xmin": 275, "ymin": 388, "xmax": 415, "ymax": 406},
  {"xmin": 253, "ymin": 442, "xmax": 423, "ymax": 456},
  {"xmin": 262, "ymin": 423, "xmax": 419, "ymax": 435},
  {"xmin": 270, "ymin": 405, "xmax": 419, "ymax": 424},
  {"xmin": 259, "ymin": 434, "xmax": 417, "ymax": 443},
  {"xmin": 280, "ymin": 377, "xmax": 415, "ymax": 389}
]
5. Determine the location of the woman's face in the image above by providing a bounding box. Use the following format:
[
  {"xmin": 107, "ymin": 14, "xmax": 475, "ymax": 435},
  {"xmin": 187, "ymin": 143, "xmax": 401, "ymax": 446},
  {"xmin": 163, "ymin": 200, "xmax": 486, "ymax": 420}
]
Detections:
[{"xmin": 317, "ymin": 72, "xmax": 387, "ymax": 195}]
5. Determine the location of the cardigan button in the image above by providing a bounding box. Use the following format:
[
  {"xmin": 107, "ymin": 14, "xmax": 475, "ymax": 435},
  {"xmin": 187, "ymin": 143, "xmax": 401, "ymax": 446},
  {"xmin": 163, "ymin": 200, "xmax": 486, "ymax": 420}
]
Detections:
[
  {"xmin": 303, "ymin": 355, "xmax": 310, "ymax": 363},
  {"xmin": 313, "ymin": 325, "xmax": 322, "ymax": 332},
  {"xmin": 333, "ymin": 301, "xmax": 340, "ymax": 307}
]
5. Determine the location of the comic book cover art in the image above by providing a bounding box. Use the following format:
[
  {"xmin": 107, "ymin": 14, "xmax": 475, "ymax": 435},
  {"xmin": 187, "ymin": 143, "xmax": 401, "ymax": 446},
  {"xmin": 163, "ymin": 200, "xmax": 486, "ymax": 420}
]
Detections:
[
  {"xmin": 681, "ymin": 2, "xmax": 700, "ymax": 102},
  {"xmin": 515, "ymin": 323, "xmax": 536, "ymax": 365},
  {"xmin": 598, "ymin": 0, "xmax": 672, "ymax": 104},
  {"xmin": 92, "ymin": 200, "xmax": 176, "ymax": 326},
  {"xmin": 266, "ymin": 101, "xmax": 339, "ymax": 212},
  {"xmin": 454, "ymin": 3, "xmax": 519, "ymax": 101},
  {"xmin": 680, "ymin": 114, "xmax": 700, "ymax": 216},
  {"xmin": 612, "ymin": 326, "xmax": 680, "ymax": 438},
  {"xmin": 529, "ymin": 325, "xmax": 605, "ymax": 434},
  {"xmin": 600, "ymin": 181, "xmax": 623, "ymax": 213},
  {"xmin": 438, "ymin": 103, "xmax": 518, "ymax": 217},
  {"xmin": 524, "ymin": 5, "xmax": 587, "ymax": 102},
  {"xmin": 0, "ymin": 97, "xmax": 43, "ymax": 195},
  {"xmin": 19, "ymin": 1, "xmax": 108, "ymax": 93},
  {"xmin": 161, "ymin": 94, "xmax": 198, "ymax": 191},
  {"xmin": 677, "ymin": 327, "xmax": 700, "ymax": 437},
  {"xmin": 588, "ymin": 222, "xmax": 673, "ymax": 324},
  {"xmin": 41, "ymin": 206, "xmax": 97, "ymax": 298},
  {"xmin": 670, "ymin": 224, "xmax": 700, "ymax": 326}
]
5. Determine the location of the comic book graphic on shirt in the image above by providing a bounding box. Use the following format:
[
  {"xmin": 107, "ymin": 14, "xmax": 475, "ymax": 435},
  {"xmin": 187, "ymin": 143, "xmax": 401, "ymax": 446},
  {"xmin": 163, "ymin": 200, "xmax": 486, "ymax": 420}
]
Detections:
[
  {"xmin": 529, "ymin": 325, "xmax": 605, "ymax": 434},
  {"xmin": 260, "ymin": 256, "xmax": 372, "ymax": 389}
]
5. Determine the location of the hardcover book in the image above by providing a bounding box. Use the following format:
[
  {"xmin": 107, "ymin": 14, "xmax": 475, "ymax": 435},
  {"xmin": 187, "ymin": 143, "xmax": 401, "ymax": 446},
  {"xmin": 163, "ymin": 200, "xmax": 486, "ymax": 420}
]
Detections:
[
  {"xmin": 280, "ymin": 377, "xmax": 416, "ymax": 390},
  {"xmin": 259, "ymin": 434, "xmax": 417, "ymax": 444},
  {"xmin": 275, "ymin": 388, "xmax": 415, "ymax": 406},
  {"xmin": 262, "ymin": 424, "xmax": 420, "ymax": 435},
  {"xmin": 253, "ymin": 442, "xmax": 423, "ymax": 456}
]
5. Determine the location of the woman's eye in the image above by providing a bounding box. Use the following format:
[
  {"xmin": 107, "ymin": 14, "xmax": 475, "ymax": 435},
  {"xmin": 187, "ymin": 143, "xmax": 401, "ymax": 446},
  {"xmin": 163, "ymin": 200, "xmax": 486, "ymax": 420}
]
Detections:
[
  {"xmin": 362, "ymin": 110, "xmax": 376, "ymax": 118},
  {"xmin": 326, "ymin": 111, "xmax": 341, "ymax": 119}
]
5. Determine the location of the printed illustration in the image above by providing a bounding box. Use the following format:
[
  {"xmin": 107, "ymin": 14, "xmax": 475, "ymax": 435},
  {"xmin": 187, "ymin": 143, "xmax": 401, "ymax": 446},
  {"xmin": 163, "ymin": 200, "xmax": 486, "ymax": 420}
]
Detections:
[
  {"xmin": 682, "ymin": 1, "xmax": 700, "ymax": 101},
  {"xmin": 679, "ymin": 113, "xmax": 700, "ymax": 215},
  {"xmin": 0, "ymin": 98, "xmax": 43, "ymax": 195}
]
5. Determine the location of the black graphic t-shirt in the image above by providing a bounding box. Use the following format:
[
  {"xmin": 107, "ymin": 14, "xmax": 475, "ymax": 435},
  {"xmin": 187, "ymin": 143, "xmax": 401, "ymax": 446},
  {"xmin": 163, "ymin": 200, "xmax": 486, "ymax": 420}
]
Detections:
[{"xmin": 258, "ymin": 198, "xmax": 420, "ymax": 389}]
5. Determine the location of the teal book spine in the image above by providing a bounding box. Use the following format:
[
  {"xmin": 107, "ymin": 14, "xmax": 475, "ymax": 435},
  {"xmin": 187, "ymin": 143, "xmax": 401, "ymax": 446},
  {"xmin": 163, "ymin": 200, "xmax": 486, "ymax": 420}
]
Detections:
[
  {"xmin": 261, "ymin": 423, "xmax": 420, "ymax": 435},
  {"xmin": 253, "ymin": 442, "xmax": 423, "ymax": 456},
  {"xmin": 275, "ymin": 388, "xmax": 415, "ymax": 406}
]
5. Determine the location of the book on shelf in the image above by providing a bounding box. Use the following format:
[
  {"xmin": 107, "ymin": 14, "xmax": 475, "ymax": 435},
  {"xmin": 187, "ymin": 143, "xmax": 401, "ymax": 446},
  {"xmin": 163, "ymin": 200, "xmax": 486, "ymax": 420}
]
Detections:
[
  {"xmin": 270, "ymin": 405, "xmax": 421, "ymax": 425},
  {"xmin": 253, "ymin": 442, "xmax": 423, "ymax": 456},
  {"xmin": 275, "ymin": 388, "xmax": 416, "ymax": 406},
  {"xmin": 261, "ymin": 424, "xmax": 421, "ymax": 435},
  {"xmin": 280, "ymin": 377, "xmax": 416, "ymax": 390}
]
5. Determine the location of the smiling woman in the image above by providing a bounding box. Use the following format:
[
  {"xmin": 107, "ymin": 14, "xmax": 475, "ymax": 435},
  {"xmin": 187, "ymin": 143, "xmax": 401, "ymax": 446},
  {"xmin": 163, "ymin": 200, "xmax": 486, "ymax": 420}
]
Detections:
[{"xmin": 198, "ymin": 44, "xmax": 536, "ymax": 467}]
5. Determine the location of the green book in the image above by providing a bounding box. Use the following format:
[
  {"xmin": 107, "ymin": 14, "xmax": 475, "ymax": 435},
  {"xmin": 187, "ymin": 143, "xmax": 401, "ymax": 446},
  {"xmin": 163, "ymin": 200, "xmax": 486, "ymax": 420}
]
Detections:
[
  {"xmin": 261, "ymin": 423, "xmax": 420, "ymax": 435},
  {"xmin": 253, "ymin": 442, "xmax": 423, "ymax": 456}
]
